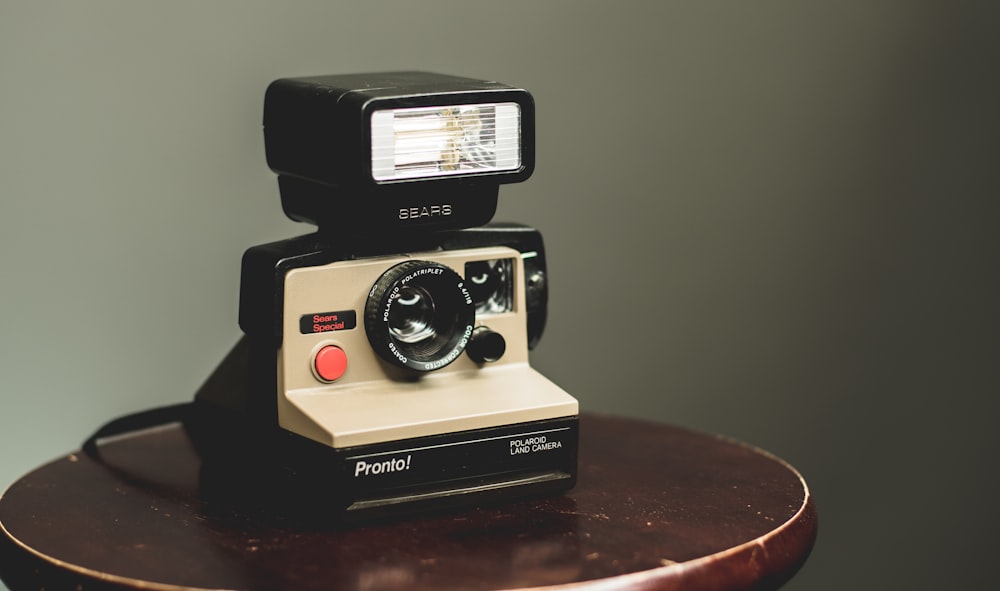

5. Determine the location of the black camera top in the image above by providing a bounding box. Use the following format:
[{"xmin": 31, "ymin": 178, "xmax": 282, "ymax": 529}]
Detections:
[{"xmin": 263, "ymin": 71, "xmax": 535, "ymax": 237}]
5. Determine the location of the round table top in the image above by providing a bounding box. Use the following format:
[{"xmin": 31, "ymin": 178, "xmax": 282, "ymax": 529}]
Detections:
[{"xmin": 0, "ymin": 413, "xmax": 816, "ymax": 591}]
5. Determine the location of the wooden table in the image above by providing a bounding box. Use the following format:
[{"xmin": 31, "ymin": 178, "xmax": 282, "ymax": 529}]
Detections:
[{"xmin": 0, "ymin": 414, "xmax": 816, "ymax": 590}]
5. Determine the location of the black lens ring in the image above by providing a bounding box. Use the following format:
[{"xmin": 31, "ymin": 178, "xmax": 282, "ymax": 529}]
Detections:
[{"xmin": 365, "ymin": 260, "xmax": 474, "ymax": 372}]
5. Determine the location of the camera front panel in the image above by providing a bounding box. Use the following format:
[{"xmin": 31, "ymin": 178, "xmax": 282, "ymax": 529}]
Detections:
[
  {"xmin": 275, "ymin": 246, "xmax": 577, "ymax": 449},
  {"xmin": 282, "ymin": 245, "xmax": 530, "ymax": 388}
]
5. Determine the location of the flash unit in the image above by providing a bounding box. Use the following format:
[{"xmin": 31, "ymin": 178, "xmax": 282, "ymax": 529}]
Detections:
[{"xmin": 263, "ymin": 71, "xmax": 535, "ymax": 235}]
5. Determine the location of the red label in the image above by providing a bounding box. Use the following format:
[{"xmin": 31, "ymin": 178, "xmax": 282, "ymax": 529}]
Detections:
[{"xmin": 300, "ymin": 310, "xmax": 357, "ymax": 334}]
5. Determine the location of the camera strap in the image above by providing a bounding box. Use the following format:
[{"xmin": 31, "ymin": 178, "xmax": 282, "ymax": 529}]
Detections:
[{"xmin": 81, "ymin": 402, "xmax": 195, "ymax": 460}]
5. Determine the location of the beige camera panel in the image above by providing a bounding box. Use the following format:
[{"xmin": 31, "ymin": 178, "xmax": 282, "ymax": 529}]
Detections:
[{"xmin": 277, "ymin": 246, "xmax": 578, "ymax": 448}]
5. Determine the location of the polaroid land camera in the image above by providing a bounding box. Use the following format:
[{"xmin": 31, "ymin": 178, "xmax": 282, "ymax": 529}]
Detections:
[{"xmin": 192, "ymin": 72, "xmax": 579, "ymax": 519}]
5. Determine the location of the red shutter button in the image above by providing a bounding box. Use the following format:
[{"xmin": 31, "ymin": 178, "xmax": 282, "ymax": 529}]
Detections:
[{"xmin": 314, "ymin": 345, "xmax": 348, "ymax": 382}]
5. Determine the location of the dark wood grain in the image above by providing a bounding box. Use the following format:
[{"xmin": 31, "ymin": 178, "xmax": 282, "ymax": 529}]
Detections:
[{"xmin": 0, "ymin": 414, "xmax": 816, "ymax": 590}]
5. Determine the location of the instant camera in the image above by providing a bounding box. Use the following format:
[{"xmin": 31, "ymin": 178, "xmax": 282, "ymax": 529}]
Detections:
[{"xmin": 191, "ymin": 72, "xmax": 579, "ymax": 520}]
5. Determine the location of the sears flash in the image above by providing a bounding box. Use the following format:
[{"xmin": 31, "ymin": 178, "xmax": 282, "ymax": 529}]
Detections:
[
  {"xmin": 188, "ymin": 72, "xmax": 578, "ymax": 521},
  {"xmin": 263, "ymin": 71, "xmax": 535, "ymax": 234}
]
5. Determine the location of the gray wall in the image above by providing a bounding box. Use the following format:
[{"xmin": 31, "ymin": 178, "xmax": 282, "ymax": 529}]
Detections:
[{"xmin": 2, "ymin": 2, "xmax": 997, "ymax": 590}]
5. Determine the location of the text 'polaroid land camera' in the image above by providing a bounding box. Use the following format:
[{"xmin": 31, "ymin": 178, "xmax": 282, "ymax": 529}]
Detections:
[{"xmin": 193, "ymin": 72, "xmax": 579, "ymax": 520}]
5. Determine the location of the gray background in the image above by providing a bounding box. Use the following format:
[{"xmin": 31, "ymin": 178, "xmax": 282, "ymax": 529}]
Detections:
[{"xmin": 2, "ymin": 1, "xmax": 998, "ymax": 590}]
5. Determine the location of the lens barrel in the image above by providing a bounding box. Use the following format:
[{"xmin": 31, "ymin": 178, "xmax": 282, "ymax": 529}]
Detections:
[{"xmin": 365, "ymin": 261, "xmax": 475, "ymax": 372}]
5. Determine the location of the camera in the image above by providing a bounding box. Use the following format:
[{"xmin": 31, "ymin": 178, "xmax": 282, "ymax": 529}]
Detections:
[{"xmin": 192, "ymin": 72, "xmax": 579, "ymax": 520}]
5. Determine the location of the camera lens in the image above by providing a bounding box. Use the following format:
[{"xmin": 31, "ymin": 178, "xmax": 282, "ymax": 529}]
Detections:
[
  {"xmin": 388, "ymin": 285, "xmax": 437, "ymax": 344},
  {"xmin": 365, "ymin": 260, "xmax": 474, "ymax": 372}
]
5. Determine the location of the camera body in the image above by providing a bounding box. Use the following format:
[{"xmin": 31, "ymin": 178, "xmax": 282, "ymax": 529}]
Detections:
[
  {"xmin": 194, "ymin": 225, "xmax": 578, "ymax": 518},
  {"xmin": 191, "ymin": 72, "xmax": 578, "ymax": 520}
]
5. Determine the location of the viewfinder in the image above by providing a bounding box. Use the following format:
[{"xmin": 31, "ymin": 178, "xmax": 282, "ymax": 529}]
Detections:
[{"xmin": 466, "ymin": 258, "xmax": 514, "ymax": 315}]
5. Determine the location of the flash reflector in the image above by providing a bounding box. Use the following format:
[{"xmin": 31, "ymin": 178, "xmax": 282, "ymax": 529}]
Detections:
[{"xmin": 371, "ymin": 103, "xmax": 521, "ymax": 181}]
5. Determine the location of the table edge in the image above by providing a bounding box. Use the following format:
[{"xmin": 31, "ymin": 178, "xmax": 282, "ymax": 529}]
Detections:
[
  {"xmin": 0, "ymin": 418, "xmax": 817, "ymax": 591},
  {"xmin": 528, "ymin": 443, "xmax": 818, "ymax": 591}
]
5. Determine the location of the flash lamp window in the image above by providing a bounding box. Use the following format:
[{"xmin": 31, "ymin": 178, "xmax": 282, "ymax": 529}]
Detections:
[{"xmin": 371, "ymin": 103, "xmax": 521, "ymax": 181}]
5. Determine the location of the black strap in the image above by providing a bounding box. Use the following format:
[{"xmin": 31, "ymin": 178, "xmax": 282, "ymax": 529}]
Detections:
[{"xmin": 82, "ymin": 402, "xmax": 194, "ymax": 458}]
